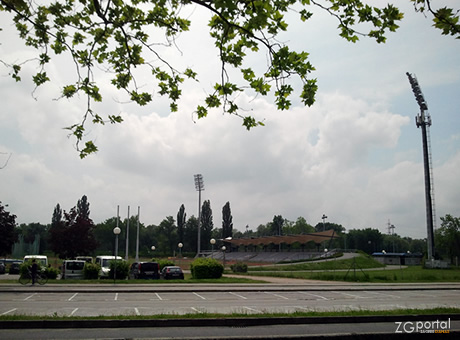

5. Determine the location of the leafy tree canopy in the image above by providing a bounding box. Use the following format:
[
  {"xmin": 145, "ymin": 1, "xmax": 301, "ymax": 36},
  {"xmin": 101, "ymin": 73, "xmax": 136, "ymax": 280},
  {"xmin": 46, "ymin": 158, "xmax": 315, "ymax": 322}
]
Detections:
[
  {"xmin": 2, "ymin": 1, "xmax": 457, "ymax": 157},
  {"xmin": 0, "ymin": 201, "xmax": 18, "ymax": 256}
]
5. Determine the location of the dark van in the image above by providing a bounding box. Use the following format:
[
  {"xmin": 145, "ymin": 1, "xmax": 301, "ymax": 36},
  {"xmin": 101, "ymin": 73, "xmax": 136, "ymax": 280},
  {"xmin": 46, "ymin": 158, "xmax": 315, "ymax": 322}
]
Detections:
[{"xmin": 129, "ymin": 262, "xmax": 160, "ymax": 279}]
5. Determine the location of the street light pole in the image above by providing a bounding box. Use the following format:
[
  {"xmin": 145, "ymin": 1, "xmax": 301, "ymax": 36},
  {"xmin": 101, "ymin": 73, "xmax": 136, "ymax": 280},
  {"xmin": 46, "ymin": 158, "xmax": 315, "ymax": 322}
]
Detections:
[
  {"xmin": 221, "ymin": 246, "xmax": 226, "ymax": 268},
  {"xmin": 113, "ymin": 226, "xmax": 121, "ymax": 282},
  {"xmin": 322, "ymin": 214, "xmax": 327, "ymax": 232},
  {"xmin": 178, "ymin": 243, "xmax": 183, "ymax": 268},
  {"xmin": 125, "ymin": 206, "xmax": 130, "ymax": 261},
  {"xmin": 210, "ymin": 238, "xmax": 216, "ymax": 258},
  {"xmin": 135, "ymin": 206, "xmax": 140, "ymax": 262}
]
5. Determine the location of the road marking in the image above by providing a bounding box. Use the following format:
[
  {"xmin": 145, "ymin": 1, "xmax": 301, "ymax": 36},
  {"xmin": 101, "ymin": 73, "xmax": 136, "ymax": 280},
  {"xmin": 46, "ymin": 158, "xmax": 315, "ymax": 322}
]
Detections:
[
  {"xmin": 154, "ymin": 293, "xmax": 163, "ymax": 300},
  {"xmin": 70, "ymin": 308, "xmax": 78, "ymax": 316},
  {"xmin": 338, "ymin": 292, "xmax": 368, "ymax": 299},
  {"xmin": 134, "ymin": 308, "xmax": 140, "ymax": 316},
  {"xmin": 114, "ymin": 293, "xmax": 119, "ymax": 301},
  {"xmin": 23, "ymin": 293, "xmax": 37, "ymax": 301},
  {"xmin": 298, "ymin": 292, "xmax": 329, "ymax": 300},
  {"xmin": 68, "ymin": 293, "xmax": 78, "ymax": 301},
  {"xmin": 193, "ymin": 292, "xmax": 206, "ymax": 300},
  {"xmin": 191, "ymin": 307, "xmax": 203, "ymax": 313},
  {"xmin": 229, "ymin": 292, "xmax": 248, "ymax": 300},
  {"xmin": 265, "ymin": 292, "xmax": 289, "ymax": 300},
  {"xmin": 368, "ymin": 291, "xmax": 401, "ymax": 299},
  {"xmin": 243, "ymin": 306, "xmax": 262, "ymax": 313},
  {"xmin": 1, "ymin": 308, "xmax": 17, "ymax": 315}
]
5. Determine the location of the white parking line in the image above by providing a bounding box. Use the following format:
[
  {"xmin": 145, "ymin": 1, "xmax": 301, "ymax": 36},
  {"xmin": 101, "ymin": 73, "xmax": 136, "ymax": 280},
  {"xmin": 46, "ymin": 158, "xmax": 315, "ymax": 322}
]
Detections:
[
  {"xmin": 338, "ymin": 292, "xmax": 369, "ymax": 299},
  {"xmin": 134, "ymin": 308, "xmax": 140, "ymax": 316},
  {"xmin": 367, "ymin": 291, "xmax": 401, "ymax": 299},
  {"xmin": 191, "ymin": 307, "xmax": 203, "ymax": 313},
  {"xmin": 68, "ymin": 293, "xmax": 78, "ymax": 301},
  {"xmin": 154, "ymin": 293, "xmax": 163, "ymax": 300},
  {"xmin": 193, "ymin": 292, "xmax": 206, "ymax": 300},
  {"xmin": 23, "ymin": 293, "xmax": 37, "ymax": 301},
  {"xmin": 1, "ymin": 308, "xmax": 17, "ymax": 315},
  {"xmin": 265, "ymin": 292, "xmax": 289, "ymax": 300},
  {"xmin": 114, "ymin": 293, "xmax": 119, "ymax": 301},
  {"xmin": 298, "ymin": 292, "xmax": 329, "ymax": 300},
  {"xmin": 243, "ymin": 306, "xmax": 262, "ymax": 313},
  {"xmin": 229, "ymin": 292, "xmax": 248, "ymax": 300},
  {"xmin": 70, "ymin": 308, "xmax": 78, "ymax": 316}
]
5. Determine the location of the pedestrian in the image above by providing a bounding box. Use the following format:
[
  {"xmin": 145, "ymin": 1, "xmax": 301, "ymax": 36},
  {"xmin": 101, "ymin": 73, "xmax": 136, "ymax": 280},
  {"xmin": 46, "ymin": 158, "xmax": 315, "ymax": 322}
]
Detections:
[{"xmin": 30, "ymin": 259, "xmax": 38, "ymax": 285}]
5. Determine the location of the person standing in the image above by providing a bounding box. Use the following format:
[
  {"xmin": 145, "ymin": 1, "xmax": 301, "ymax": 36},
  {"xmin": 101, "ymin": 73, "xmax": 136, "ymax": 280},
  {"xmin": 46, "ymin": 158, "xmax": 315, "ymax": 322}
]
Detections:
[{"xmin": 30, "ymin": 259, "xmax": 38, "ymax": 285}]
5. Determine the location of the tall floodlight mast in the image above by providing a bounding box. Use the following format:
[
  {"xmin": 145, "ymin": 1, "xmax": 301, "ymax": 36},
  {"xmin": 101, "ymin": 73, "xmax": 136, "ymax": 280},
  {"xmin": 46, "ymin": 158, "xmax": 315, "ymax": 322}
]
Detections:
[
  {"xmin": 406, "ymin": 72, "xmax": 436, "ymax": 261},
  {"xmin": 194, "ymin": 174, "xmax": 204, "ymax": 256}
]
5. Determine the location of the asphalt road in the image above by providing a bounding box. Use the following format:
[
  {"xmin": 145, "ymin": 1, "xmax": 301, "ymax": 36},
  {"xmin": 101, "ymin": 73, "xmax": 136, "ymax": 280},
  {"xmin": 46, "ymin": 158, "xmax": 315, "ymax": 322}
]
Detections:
[
  {"xmin": 1, "ymin": 280, "xmax": 460, "ymax": 339},
  {"xmin": 1, "ymin": 320, "xmax": 459, "ymax": 340},
  {"xmin": 1, "ymin": 281, "xmax": 460, "ymax": 317}
]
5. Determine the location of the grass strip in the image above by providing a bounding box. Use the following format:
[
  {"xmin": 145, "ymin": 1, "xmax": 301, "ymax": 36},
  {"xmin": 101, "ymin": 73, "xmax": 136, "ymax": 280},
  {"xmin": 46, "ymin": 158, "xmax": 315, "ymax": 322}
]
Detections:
[{"xmin": 1, "ymin": 307, "xmax": 459, "ymax": 321}]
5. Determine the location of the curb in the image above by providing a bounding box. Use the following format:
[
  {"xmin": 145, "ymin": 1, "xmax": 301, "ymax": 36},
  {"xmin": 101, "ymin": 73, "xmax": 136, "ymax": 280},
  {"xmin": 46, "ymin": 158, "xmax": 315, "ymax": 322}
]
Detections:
[{"xmin": 1, "ymin": 313, "xmax": 459, "ymax": 329}]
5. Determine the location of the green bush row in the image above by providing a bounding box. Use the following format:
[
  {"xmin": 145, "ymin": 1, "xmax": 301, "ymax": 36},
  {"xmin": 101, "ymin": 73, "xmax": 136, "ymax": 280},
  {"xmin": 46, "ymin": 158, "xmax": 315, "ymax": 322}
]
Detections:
[{"xmin": 190, "ymin": 258, "xmax": 223, "ymax": 279}]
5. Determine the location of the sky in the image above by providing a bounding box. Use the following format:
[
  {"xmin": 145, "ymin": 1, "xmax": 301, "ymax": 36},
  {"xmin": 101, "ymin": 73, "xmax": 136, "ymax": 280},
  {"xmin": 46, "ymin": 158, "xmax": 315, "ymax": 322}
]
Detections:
[{"xmin": 1, "ymin": 1, "xmax": 459, "ymax": 240}]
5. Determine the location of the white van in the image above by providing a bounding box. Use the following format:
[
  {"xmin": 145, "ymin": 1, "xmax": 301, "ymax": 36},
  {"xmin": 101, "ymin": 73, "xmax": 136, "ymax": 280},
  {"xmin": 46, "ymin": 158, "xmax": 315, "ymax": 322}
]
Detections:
[
  {"xmin": 61, "ymin": 260, "xmax": 85, "ymax": 280},
  {"xmin": 95, "ymin": 256, "xmax": 122, "ymax": 278},
  {"xmin": 23, "ymin": 255, "xmax": 48, "ymax": 267}
]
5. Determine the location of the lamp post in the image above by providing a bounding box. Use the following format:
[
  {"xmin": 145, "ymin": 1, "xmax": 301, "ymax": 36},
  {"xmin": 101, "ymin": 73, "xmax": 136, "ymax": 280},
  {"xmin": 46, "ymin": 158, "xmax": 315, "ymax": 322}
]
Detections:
[
  {"xmin": 178, "ymin": 243, "xmax": 183, "ymax": 268},
  {"xmin": 151, "ymin": 246, "xmax": 155, "ymax": 259},
  {"xmin": 210, "ymin": 239, "xmax": 216, "ymax": 258},
  {"xmin": 221, "ymin": 246, "xmax": 226, "ymax": 268},
  {"xmin": 382, "ymin": 250, "xmax": 386, "ymax": 270},
  {"xmin": 324, "ymin": 248, "xmax": 328, "ymax": 261},
  {"xmin": 113, "ymin": 226, "xmax": 121, "ymax": 282}
]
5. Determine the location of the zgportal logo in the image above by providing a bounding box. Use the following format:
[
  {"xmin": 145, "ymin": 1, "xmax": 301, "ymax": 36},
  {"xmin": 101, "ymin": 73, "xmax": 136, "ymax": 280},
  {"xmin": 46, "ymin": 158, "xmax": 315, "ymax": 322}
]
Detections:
[{"xmin": 395, "ymin": 318, "xmax": 451, "ymax": 333}]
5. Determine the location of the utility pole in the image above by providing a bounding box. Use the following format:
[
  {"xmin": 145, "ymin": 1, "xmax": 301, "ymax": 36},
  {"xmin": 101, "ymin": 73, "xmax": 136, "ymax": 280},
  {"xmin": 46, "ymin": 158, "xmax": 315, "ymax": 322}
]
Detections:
[
  {"xmin": 194, "ymin": 174, "xmax": 204, "ymax": 257},
  {"xmin": 406, "ymin": 72, "xmax": 436, "ymax": 261}
]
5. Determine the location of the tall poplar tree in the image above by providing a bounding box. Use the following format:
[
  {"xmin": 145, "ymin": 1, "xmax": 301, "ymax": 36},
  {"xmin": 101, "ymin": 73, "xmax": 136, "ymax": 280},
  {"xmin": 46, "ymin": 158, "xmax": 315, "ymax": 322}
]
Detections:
[
  {"xmin": 222, "ymin": 202, "xmax": 233, "ymax": 239},
  {"xmin": 201, "ymin": 200, "xmax": 213, "ymax": 250}
]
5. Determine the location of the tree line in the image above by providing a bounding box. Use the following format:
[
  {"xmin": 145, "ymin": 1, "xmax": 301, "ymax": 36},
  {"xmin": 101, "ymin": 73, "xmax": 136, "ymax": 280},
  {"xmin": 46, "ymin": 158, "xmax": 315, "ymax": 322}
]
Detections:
[{"xmin": 1, "ymin": 198, "xmax": 459, "ymax": 263}]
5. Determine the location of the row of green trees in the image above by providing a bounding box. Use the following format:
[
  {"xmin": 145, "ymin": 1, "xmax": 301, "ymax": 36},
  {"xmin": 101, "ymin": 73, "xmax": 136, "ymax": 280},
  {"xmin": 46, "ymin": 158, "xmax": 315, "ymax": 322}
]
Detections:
[{"xmin": 1, "ymin": 198, "xmax": 459, "ymax": 263}]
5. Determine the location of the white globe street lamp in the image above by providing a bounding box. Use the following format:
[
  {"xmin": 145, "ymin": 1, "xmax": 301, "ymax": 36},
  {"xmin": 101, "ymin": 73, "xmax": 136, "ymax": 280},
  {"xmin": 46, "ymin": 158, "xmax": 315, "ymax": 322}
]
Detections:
[
  {"xmin": 113, "ymin": 227, "xmax": 121, "ymax": 282},
  {"xmin": 210, "ymin": 238, "xmax": 216, "ymax": 258}
]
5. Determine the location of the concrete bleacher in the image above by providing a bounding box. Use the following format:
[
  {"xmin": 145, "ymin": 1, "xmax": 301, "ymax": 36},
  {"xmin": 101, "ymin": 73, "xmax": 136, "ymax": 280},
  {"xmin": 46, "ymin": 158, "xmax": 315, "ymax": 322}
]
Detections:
[{"xmin": 207, "ymin": 251, "xmax": 326, "ymax": 263}]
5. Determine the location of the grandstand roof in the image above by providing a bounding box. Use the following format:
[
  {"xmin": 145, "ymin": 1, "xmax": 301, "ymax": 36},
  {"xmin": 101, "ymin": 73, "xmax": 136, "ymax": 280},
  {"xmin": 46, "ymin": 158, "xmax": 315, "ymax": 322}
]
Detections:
[{"xmin": 225, "ymin": 229, "xmax": 339, "ymax": 247}]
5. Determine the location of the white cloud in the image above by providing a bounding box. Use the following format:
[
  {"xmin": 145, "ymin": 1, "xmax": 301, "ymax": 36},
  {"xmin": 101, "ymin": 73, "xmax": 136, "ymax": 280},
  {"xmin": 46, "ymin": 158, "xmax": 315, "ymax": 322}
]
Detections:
[{"xmin": 1, "ymin": 1, "xmax": 459, "ymax": 242}]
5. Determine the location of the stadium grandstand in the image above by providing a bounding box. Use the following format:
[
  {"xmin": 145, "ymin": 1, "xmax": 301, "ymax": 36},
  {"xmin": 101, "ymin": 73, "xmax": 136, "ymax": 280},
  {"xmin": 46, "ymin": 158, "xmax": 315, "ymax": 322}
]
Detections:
[{"xmin": 208, "ymin": 229, "xmax": 340, "ymax": 263}]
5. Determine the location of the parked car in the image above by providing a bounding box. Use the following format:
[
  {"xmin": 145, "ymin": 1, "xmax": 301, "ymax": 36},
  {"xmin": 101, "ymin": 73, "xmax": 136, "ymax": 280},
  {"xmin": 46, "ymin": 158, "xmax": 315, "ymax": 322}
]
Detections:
[
  {"xmin": 8, "ymin": 262, "xmax": 21, "ymax": 275},
  {"xmin": 61, "ymin": 260, "xmax": 86, "ymax": 280},
  {"xmin": 0, "ymin": 262, "xmax": 5, "ymax": 274},
  {"xmin": 129, "ymin": 262, "xmax": 160, "ymax": 280},
  {"xmin": 23, "ymin": 255, "xmax": 48, "ymax": 266},
  {"xmin": 95, "ymin": 255, "xmax": 123, "ymax": 278},
  {"xmin": 76, "ymin": 256, "xmax": 93, "ymax": 264},
  {"xmin": 160, "ymin": 266, "xmax": 184, "ymax": 280}
]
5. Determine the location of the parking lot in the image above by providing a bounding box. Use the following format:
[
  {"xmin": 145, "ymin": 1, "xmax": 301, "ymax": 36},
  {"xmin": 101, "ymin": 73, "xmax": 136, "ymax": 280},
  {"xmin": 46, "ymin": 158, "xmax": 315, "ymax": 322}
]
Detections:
[{"xmin": 1, "ymin": 287, "xmax": 460, "ymax": 317}]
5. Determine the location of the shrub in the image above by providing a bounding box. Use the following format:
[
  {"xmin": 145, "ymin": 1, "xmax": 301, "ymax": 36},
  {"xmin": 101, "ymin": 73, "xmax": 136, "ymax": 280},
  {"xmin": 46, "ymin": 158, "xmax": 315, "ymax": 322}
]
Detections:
[
  {"xmin": 190, "ymin": 258, "xmax": 223, "ymax": 279},
  {"xmin": 158, "ymin": 259, "xmax": 175, "ymax": 270},
  {"xmin": 109, "ymin": 260, "xmax": 129, "ymax": 280},
  {"xmin": 83, "ymin": 262, "xmax": 100, "ymax": 280},
  {"xmin": 230, "ymin": 261, "xmax": 248, "ymax": 273},
  {"xmin": 44, "ymin": 266, "xmax": 59, "ymax": 279}
]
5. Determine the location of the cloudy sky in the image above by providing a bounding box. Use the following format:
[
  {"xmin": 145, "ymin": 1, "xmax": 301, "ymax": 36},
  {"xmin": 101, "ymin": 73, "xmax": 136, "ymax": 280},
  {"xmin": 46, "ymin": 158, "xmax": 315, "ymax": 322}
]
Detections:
[{"xmin": 1, "ymin": 1, "xmax": 459, "ymax": 240}]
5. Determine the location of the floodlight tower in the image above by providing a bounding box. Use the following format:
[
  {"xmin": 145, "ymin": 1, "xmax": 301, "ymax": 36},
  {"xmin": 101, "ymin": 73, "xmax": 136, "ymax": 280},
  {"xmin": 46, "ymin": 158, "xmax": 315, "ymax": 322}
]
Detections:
[
  {"xmin": 194, "ymin": 174, "xmax": 204, "ymax": 256},
  {"xmin": 406, "ymin": 72, "xmax": 436, "ymax": 261}
]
